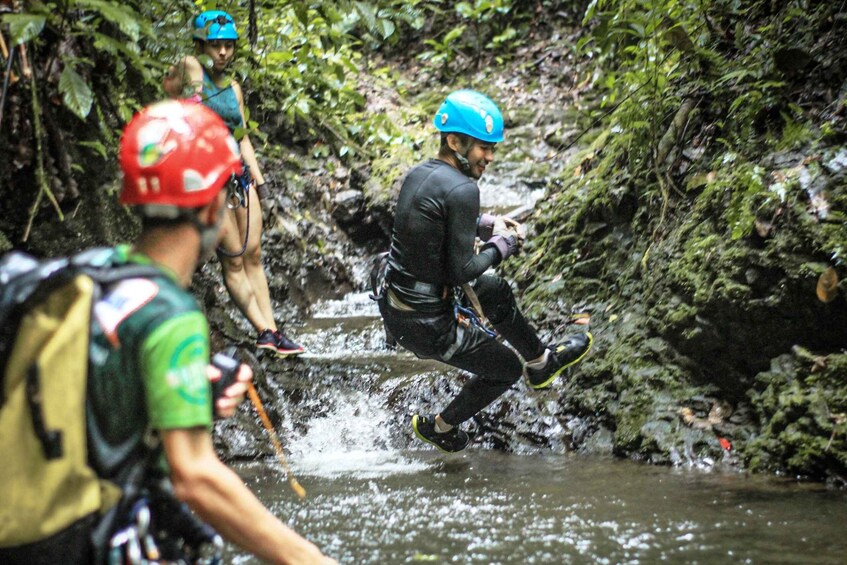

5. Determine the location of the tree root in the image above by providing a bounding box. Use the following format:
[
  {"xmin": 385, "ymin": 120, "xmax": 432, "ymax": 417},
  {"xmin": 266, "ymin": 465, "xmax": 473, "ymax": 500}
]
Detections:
[
  {"xmin": 43, "ymin": 103, "xmax": 79, "ymax": 200},
  {"xmin": 650, "ymin": 97, "xmax": 698, "ymax": 242},
  {"xmin": 23, "ymin": 69, "xmax": 63, "ymax": 242},
  {"xmin": 656, "ymin": 97, "xmax": 697, "ymax": 168}
]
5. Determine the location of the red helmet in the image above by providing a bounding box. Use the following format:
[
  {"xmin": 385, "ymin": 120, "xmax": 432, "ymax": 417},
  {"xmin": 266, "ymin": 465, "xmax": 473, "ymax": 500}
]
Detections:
[{"xmin": 119, "ymin": 100, "xmax": 242, "ymax": 209}]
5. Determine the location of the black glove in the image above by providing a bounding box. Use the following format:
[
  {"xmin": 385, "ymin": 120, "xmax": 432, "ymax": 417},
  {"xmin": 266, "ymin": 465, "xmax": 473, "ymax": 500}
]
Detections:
[
  {"xmin": 488, "ymin": 217, "xmax": 521, "ymax": 261},
  {"xmin": 487, "ymin": 234, "xmax": 520, "ymax": 262}
]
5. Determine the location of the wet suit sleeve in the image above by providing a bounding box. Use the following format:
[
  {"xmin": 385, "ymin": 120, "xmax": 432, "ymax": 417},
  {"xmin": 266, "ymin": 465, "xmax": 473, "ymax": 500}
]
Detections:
[
  {"xmin": 444, "ymin": 182, "xmax": 501, "ymax": 285},
  {"xmin": 140, "ymin": 311, "xmax": 213, "ymax": 430}
]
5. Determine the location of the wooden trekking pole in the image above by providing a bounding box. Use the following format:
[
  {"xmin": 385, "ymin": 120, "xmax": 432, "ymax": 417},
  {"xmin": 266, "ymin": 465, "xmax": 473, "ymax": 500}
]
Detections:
[{"xmin": 246, "ymin": 382, "xmax": 307, "ymax": 499}]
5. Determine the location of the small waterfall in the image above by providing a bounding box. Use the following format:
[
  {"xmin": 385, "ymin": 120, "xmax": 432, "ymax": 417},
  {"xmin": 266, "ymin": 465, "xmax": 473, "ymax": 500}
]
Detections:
[{"xmin": 284, "ymin": 391, "xmax": 430, "ymax": 478}]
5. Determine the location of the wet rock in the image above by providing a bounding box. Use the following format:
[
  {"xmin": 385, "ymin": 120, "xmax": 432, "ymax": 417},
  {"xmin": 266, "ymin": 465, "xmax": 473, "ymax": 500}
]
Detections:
[
  {"xmin": 332, "ymin": 189, "xmax": 365, "ymax": 225},
  {"xmin": 823, "ymin": 148, "xmax": 847, "ymax": 179},
  {"xmin": 578, "ymin": 426, "xmax": 614, "ymax": 454}
]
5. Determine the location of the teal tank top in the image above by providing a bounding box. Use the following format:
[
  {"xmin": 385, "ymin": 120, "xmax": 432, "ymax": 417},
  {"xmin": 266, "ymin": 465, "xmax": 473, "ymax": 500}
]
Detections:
[{"xmin": 201, "ymin": 69, "xmax": 242, "ymax": 132}]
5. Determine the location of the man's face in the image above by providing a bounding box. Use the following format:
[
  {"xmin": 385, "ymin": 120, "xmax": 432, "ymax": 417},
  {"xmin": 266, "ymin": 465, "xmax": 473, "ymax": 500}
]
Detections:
[
  {"xmin": 447, "ymin": 134, "xmax": 497, "ymax": 179},
  {"xmin": 463, "ymin": 140, "xmax": 497, "ymax": 180}
]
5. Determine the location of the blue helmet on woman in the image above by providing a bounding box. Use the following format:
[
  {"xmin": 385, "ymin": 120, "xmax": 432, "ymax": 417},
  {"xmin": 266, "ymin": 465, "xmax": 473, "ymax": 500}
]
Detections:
[
  {"xmin": 193, "ymin": 10, "xmax": 239, "ymax": 41},
  {"xmin": 433, "ymin": 89, "xmax": 504, "ymax": 143}
]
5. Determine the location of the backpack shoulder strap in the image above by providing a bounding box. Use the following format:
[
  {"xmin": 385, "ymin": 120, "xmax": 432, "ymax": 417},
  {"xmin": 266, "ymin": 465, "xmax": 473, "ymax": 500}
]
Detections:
[{"xmin": 70, "ymin": 247, "xmax": 166, "ymax": 288}]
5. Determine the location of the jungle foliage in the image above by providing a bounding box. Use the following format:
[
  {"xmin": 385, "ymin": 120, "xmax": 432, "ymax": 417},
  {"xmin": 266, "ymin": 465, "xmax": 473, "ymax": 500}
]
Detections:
[
  {"xmin": 0, "ymin": 0, "xmax": 563, "ymax": 248},
  {"xmin": 513, "ymin": 0, "xmax": 847, "ymax": 482},
  {"xmin": 1, "ymin": 0, "xmax": 845, "ymax": 481}
]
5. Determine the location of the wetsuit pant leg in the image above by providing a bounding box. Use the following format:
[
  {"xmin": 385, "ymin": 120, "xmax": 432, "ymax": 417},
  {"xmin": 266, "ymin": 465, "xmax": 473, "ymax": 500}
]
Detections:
[
  {"xmin": 437, "ymin": 326, "xmax": 524, "ymax": 426},
  {"xmin": 472, "ymin": 274, "xmax": 546, "ymax": 361},
  {"xmin": 379, "ymin": 300, "xmax": 523, "ymax": 426}
]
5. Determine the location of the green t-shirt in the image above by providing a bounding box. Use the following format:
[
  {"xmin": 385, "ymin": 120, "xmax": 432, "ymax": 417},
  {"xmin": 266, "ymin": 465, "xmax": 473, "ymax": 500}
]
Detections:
[{"xmin": 86, "ymin": 245, "xmax": 212, "ymax": 481}]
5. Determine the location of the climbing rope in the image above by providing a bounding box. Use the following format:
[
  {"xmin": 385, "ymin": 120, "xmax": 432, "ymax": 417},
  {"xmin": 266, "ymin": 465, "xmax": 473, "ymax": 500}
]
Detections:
[{"xmin": 216, "ymin": 163, "xmax": 252, "ymax": 258}]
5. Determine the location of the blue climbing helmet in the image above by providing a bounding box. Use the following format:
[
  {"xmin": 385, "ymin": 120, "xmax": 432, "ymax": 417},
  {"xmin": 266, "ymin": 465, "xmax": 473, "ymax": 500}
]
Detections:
[
  {"xmin": 433, "ymin": 89, "xmax": 504, "ymax": 143},
  {"xmin": 193, "ymin": 10, "xmax": 239, "ymax": 41}
]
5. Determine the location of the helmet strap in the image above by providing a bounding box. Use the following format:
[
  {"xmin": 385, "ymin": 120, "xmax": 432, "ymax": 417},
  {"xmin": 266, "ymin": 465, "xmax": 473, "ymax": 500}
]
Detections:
[
  {"xmin": 447, "ymin": 134, "xmax": 474, "ymax": 176},
  {"xmin": 453, "ymin": 149, "xmax": 472, "ymax": 176},
  {"xmin": 192, "ymin": 200, "xmax": 225, "ymax": 260}
]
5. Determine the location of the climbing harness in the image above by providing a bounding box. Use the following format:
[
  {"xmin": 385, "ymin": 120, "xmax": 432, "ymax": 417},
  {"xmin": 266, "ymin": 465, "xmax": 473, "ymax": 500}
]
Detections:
[
  {"xmin": 226, "ymin": 161, "xmax": 251, "ymax": 209},
  {"xmin": 455, "ymin": 283, "xmax": 498, "ymax": 339},
  {"xmin": 371, "ymin": 255, "xmax": 499, "ymax": 340},
  {"xmin": 454, "ymin": 302, "xmax": 498, "ymax": 338},
  {"xmin": 216, "ymin": 159, "xmax": 252, "ymax": 258},
  {"xmin": 368, "ymin": 252, "xmax": 390, "ymax": 302}
]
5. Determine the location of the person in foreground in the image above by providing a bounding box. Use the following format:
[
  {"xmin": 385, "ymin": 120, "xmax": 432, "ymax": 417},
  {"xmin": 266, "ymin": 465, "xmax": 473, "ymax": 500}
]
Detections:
[
  {"xmin": 377, "ymin": 89, "xmax": 593, "ymax": 453},
  {"xmin": 163, "ymin": 10, "xmax": 304, "ymax": 357},
  {"xmin": 101, "ymin": 100, "xmax": 332, "ymax": 563}
]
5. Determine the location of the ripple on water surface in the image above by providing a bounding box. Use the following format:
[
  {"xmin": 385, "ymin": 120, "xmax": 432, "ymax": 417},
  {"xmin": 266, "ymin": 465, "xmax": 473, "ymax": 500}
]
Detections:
[{"xmin": 228, "ymin": 452, "xmax": 847, "ymax": 564}]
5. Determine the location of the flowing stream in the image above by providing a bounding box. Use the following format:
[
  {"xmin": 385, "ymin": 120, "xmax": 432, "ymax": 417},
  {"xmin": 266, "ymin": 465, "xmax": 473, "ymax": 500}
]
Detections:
[
  {"xmin": 229, "ymin": 453, "xmax": 847, "ymax": 564},
  {"xmin": 223, "ymin": 291, "xmax": 847, "ymax": 564},
  {"xmin": 223, "ymin": 166, "xmax": 847, "ymax": 563}
]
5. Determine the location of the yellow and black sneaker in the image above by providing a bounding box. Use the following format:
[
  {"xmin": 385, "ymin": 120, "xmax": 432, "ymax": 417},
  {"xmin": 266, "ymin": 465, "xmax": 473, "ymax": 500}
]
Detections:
[
  {"xmin": 411, "ymin": 414, "xmax": 470, "ymax": 453},
  {"xmin": 526, "ymin": 332, "xmax": 593, "ymax": 390}
]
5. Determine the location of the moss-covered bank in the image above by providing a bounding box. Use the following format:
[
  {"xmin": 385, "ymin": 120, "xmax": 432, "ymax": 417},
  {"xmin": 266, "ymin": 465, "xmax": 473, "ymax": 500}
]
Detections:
[{"xmin": 486, "ymin": 2, "xmax": 847, "ymax": 484}]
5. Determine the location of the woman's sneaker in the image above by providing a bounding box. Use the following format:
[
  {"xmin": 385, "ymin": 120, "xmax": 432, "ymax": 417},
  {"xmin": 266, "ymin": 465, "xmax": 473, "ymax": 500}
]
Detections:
[
  {"xmin": 273, "ymin": 330, "xmax": 305, "ymax": 356},
  {"xmin": 525, "ymin": 332, "xmax": 593, "ymax": 390},
  {"xmin": 256, "ymin": 329, "xmax": 305, "ymax": 356},
  {"xmin": 256, "ymin": 329, "xmax": 279, "ymax": 352},
  {"xmin": 411, "ymin": 414, "xmax": 470, "ymax": 453}
]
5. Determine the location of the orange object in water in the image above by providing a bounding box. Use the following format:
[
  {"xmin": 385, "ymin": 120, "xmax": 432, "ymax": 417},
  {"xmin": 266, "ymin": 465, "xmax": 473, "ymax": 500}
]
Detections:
[
  {"xmin": 247, "ymin": 382, "xmax": 307, "ymax": 499},
  {"xmin": 718, "ymin": 437, "xmax": 732, "ymax": 451}
]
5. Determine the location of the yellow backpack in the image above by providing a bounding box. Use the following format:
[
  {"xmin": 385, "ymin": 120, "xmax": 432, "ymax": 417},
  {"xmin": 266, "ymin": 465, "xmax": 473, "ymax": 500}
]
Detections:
[{"xmin": 0, "ymin": 250, "xmax": 159, "ymax": 558}]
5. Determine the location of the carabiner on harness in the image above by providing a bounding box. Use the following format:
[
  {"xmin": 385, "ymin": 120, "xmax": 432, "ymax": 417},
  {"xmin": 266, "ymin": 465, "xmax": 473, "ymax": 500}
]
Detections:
[
  {"xmin": 217, "ymin": 159, "xmax": 253, "ymax": 258},
  {"xmin": 226, "ymin": 162, "xmax": 252, "ymax": 210},
  {"xmin": 454, "ymin": 303, "xmax": 498, "ymax": 338},
  {"xmin": 107, "ymin": 493, "xmax": 224, "ymax": 565},
  {"xmin": 108, "ymin": 498, "xmax": 156, "ymax": 565}
]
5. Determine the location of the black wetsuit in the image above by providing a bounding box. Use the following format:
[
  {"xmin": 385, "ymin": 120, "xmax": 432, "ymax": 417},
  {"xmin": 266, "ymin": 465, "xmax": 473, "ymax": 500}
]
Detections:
[{"xmin": 379, "ymin": 159, "xmax": 546, "ymax": 425}]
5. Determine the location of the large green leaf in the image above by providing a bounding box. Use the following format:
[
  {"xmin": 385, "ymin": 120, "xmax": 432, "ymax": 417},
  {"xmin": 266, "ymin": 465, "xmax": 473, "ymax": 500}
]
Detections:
[
  {"xmin": 443, "ymin": 24, "xmax": 466, "ymax": 44},
  {"xmin": 59, "ymin": 66, "xmax": 94, "ymax": 120},
  {"xmin": 377, "ymin": 19, "xmax": 396, "ymax": 40},
  {"xmin": 2, "ymin": 14, "xmax": 46, "ymax": 45},
  {"xmin": 91, "ymin": 31, "xmax": 141, "ymax": 59},
  {"xmin": 354, "ymin": 1, "xmax": 377, "ymax": 30}
]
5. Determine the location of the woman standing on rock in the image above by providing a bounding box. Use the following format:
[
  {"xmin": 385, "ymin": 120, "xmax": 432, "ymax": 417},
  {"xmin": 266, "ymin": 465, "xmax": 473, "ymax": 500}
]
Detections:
[{"xmin": 163, "ymin": 10, "xmax": 304, "ymax": 357}]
